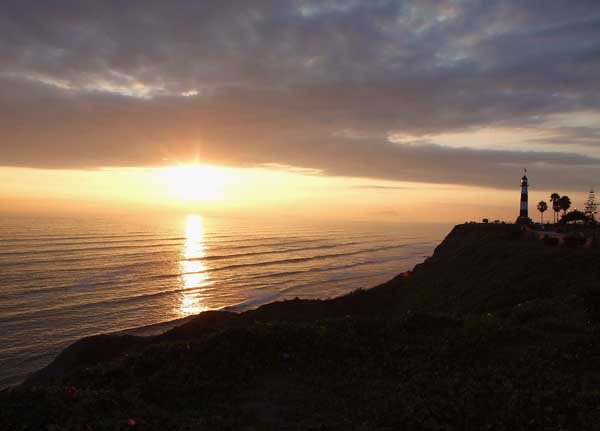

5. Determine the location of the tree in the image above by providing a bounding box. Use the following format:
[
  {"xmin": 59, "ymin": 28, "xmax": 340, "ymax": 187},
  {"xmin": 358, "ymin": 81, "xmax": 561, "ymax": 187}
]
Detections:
[
  {"xmin": 558, "ymin": 195, "xmax": 571, "ymax": 216},
  {"xmin": 584, "ymin": 188, "xmax": 597, "ymax": 221},
  {"xmin": 537, "ymin": 200, "xmax": 548, "ymax": 224},
  {"xmin": 560, "ymin": 210, "xmax": 588, "ymax": 224},
  {"xmin": 550, "ymin": 193, "xmax": 560, "ymax": 223}
]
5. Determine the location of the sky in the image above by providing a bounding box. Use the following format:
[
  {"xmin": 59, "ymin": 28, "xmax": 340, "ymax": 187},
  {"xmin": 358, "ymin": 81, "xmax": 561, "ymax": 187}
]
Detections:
[{"xmin": 1, "ymin": 0, "xmax": 599, "ymax": 221}]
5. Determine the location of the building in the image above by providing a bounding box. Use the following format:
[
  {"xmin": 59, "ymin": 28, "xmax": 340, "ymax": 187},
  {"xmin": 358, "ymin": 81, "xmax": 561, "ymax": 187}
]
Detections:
[{"xmin": 516, "ymin": 171, "xmax": 532, "ymax": 225}]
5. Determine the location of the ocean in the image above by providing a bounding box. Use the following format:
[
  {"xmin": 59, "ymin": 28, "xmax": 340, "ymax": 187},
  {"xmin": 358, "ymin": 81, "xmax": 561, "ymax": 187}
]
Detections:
[{"xmin": 0, "ymin": 214, "xmax": 451, "ymax": 388}]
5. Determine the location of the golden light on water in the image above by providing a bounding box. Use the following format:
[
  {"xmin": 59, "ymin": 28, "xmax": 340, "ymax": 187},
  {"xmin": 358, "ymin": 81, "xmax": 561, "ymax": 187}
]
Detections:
[{"xmin": 178, "ymin": 215, "xmax": 212, "ymax": 315}]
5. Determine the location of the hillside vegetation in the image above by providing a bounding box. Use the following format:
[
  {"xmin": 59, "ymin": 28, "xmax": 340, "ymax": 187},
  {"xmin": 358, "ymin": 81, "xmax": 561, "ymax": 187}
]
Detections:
[{"xmin": 3, "ymin": 223, "xmax": 600, "ymax": 430}]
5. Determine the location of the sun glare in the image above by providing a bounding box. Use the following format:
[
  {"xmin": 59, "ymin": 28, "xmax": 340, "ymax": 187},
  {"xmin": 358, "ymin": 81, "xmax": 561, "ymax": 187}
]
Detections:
[{"xmin": 164, "ymin": 165, "xmax": 231, "ymax": 201}]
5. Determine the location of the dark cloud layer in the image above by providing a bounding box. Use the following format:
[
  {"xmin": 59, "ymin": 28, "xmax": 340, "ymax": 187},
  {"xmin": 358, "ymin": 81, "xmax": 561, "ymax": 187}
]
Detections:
[{"xmin": 1, "ymin": 0, "xmax": 600, "ymax": 189}]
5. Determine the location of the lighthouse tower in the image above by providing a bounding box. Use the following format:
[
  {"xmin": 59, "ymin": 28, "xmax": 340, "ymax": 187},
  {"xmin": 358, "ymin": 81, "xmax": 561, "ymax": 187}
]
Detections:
[{"xmin": 516, "ymin": 170, "xmax": 532, "ymax": 225}]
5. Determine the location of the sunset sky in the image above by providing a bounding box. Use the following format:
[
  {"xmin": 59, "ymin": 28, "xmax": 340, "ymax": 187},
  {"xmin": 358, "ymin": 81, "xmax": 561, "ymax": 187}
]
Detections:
[{"xmin": 1, "ymin": 1, "xmax": 599, "ymax": 221}]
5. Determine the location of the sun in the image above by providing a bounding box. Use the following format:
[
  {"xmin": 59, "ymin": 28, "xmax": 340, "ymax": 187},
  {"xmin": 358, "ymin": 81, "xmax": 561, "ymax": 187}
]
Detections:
[{"xmin": 164, "ymin": 164, "xmax": 231, "ymax": 202}]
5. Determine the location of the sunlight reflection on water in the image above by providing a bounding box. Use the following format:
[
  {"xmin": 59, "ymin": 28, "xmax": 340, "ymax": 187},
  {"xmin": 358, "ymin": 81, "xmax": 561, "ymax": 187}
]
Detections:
[{"xmin": 178, "ymin": 215, "xmax": 212, "ymax": 315}]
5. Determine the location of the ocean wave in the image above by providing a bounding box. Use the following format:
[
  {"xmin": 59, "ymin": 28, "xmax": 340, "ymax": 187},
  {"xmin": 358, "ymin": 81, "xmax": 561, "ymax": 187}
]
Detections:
[{"xmin": 173, "ymin": 242, "xmax": 429, "ymax": 277}]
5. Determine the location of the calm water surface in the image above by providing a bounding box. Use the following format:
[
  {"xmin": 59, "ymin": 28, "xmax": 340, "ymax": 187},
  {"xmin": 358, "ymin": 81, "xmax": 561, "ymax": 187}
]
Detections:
[{"xmin": 0, "ymin": 214, "xmax": 451, "ymax": 387}]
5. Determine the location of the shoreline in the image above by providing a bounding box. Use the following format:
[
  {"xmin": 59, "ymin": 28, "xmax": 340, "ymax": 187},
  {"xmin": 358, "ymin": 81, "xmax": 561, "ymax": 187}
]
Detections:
[
  {"xmin": 116, "ymin": 269, "xmax": 421, "ymax": 338},
  {"xmin": 115, "ymin": 261, "xmax": 434, "ymax": 338}
]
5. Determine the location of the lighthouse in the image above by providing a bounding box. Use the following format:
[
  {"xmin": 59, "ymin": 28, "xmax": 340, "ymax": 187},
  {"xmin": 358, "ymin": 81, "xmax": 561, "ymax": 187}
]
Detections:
[{"xmin": 516, "ymin": 170, "xmax": 532, "ymax": 225}]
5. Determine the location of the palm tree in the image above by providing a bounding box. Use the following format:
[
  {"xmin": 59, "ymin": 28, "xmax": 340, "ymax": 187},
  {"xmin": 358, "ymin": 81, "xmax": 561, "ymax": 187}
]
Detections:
[
  {"xmin": 558, "ymin": 195, "xmax": 571, "ymax": 219},
  {"xmin": 550, "ymin": 193, "xmax": 560, "ymax": 223},
  {"xmin": 537, "ymin": 200, "xmax": 548, "ymax": 224}
]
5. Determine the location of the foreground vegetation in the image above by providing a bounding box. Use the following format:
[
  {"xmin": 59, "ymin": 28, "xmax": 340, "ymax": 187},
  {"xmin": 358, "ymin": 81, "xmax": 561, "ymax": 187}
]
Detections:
[{"xmin": 4, "ymin": 223, "xmax": 600, "ymax": 430}]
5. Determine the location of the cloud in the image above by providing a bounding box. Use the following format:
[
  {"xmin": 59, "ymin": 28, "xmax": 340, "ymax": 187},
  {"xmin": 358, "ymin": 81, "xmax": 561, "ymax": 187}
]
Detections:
[
  {"xmin": 1, "ymin": 0, "xmax": 600, "ymax": 190},
  {"xmin": 530, "ymin": 126, "xmax": 600, "ymax": 148}
]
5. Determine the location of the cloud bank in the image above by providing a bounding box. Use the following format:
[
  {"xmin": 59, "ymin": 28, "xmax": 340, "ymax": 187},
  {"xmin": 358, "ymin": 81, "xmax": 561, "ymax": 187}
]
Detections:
[{"xmin": 1, "ymin": 0, "xmax": 600, "ymax": 189}]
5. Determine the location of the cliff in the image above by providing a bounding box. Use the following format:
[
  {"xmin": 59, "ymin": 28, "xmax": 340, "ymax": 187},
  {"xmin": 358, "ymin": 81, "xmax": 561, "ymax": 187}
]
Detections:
[{"xmin": 3, "ymin": 223, "xmax": 600, "ymax": 430}]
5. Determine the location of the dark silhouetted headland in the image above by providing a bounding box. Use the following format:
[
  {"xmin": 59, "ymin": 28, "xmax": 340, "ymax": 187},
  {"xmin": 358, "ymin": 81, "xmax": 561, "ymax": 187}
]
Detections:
[{"xmin": 3, "ymin": 223, "xmax": 600, "ymax": 429}]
